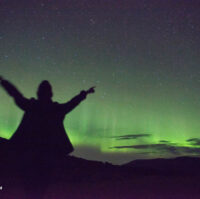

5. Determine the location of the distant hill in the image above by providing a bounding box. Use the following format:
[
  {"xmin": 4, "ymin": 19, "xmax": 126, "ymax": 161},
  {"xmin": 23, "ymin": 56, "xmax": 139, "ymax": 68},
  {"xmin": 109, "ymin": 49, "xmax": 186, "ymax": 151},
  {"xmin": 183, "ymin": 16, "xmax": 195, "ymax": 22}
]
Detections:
[{"xmin": 123, "ymin": 156, "xmax": 200, "ymax": 175}]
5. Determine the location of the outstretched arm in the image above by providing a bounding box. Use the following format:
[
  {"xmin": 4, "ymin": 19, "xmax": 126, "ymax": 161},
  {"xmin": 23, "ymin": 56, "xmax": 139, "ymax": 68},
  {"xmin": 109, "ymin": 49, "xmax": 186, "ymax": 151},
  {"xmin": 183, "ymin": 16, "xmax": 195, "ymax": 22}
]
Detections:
[
  {"xmin": 0, "ymin": 76, "xmax": 29, "ymax": 111},
  {"xmin": 61, "ymin": 86, "xmax": 95, "ymax": 114}
]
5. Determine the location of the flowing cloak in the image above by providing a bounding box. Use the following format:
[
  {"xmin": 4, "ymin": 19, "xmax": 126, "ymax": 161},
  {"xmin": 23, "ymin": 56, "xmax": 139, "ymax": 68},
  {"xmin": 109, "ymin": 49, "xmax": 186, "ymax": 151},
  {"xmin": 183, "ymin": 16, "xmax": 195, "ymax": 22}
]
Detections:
[{"xmin": 1, "ymin": 80, "xmax": 87, "ymax": 155}]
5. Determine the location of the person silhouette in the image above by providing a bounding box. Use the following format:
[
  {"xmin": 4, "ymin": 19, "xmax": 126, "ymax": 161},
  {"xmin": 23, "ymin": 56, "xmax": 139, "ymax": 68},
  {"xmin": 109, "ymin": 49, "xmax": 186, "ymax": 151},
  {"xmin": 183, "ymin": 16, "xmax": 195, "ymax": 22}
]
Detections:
[
  {"xmin": 0, "ymin": 76, "xmax": 95, "ymax": 156},
  {"xmin": 0, "ymin": 76, "xmax": 95, "ymax": 198}
]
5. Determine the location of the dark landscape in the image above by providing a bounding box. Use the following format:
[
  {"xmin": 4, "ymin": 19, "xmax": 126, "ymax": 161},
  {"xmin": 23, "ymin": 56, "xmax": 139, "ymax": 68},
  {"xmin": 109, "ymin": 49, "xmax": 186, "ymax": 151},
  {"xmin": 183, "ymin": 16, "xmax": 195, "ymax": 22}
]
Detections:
[{"xmin": 1, "ymin": 140, "xmax": 200, "ymax": 199}]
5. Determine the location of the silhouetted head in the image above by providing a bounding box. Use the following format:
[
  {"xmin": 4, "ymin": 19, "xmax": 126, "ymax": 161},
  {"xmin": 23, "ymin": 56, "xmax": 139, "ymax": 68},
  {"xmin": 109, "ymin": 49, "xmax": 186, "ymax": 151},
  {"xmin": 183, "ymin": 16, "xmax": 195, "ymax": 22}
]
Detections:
[{"xmin": 37, "ymin": 80, "xmax": 53, "ymax": 100}]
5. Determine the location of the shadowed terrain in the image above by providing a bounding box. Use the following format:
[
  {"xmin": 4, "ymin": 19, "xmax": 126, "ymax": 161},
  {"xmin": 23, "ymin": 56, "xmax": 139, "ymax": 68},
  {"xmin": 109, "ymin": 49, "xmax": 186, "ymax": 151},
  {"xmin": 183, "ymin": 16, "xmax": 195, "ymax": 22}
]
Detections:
[{"xmin": 1, "ymin": 141, "xmax": 200, "ymax": 199}]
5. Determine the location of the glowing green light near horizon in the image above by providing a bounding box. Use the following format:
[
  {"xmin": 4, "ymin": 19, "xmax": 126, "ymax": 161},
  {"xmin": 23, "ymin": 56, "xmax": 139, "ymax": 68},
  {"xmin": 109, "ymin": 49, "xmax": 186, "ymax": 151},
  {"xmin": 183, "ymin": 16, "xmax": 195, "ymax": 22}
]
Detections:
[{"xmin": 1, "ymin": 92, "xmax": 200, "ymax": 156}]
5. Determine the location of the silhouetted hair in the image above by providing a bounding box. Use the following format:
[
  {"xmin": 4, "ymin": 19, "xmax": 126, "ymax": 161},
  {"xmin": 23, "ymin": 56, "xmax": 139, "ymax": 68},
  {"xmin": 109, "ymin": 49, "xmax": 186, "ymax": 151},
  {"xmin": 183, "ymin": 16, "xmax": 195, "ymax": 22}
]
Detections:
[{"xmin": 37, "ymin": 80, "xmax": 53, "ymax": 99}]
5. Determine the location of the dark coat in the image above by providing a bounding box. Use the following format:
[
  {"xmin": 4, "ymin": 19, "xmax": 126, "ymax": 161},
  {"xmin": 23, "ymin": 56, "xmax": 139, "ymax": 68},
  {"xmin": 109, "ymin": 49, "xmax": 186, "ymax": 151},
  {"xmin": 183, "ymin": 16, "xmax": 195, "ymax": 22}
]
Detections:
[{"xmin": 1, "ymin": 80, "xmax": 87, "ymax": 155}]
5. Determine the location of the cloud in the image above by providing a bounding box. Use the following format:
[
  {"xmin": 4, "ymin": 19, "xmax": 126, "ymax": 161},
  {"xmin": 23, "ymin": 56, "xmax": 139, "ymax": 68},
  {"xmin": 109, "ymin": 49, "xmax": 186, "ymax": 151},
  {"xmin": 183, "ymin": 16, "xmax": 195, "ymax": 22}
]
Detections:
[
  {"xmin": 159, "ymin": 140, "xmax": 170, "ymax": 143},
  {"xmin": 111, "ymin": 134, "xmax": 151, "ymax": 140},
  {"xmin": 110, "ymin": 143, "xmax": 200, "ymax": 156},
  {"xmin": 110, "ymin": 144, "xmax": 179, "ymax": 155},
  {"xmin": 187, "ymin": 138, "xmax": 200, "ymax": 146}
]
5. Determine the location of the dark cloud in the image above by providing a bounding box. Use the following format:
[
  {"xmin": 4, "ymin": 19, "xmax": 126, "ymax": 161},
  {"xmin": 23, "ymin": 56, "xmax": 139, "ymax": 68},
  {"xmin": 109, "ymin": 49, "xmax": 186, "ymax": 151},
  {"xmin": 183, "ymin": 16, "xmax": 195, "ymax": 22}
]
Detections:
[
  {"xmin": 159, "ymin": 140, "xmax": 170, "ymax": 143},
  {"xmin": 180, "ymin": 146, "xmax": 200, "ymax": 154},
  {"xmin": 110, "ymin": 144, "xmax": 179, "ymax": 155},
  {"xmin": 111, "ymin": 134, "xmax": 151, "ymax": 140},
  {"xmin": 187, "ymin": 138, "xmax": 200, "ymax": 146},
  {"xmin": 110, "ymin": 143, "xmax": 200, "ymax": 156}
]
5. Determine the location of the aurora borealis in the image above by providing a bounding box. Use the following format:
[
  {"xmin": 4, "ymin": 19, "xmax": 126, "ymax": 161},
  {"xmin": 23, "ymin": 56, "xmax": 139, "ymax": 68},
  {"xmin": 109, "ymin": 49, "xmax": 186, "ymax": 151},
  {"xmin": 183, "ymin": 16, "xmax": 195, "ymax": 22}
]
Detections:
[{"xmin": 1, "ymin": 0, "xmax": 200, "ymax": 164}]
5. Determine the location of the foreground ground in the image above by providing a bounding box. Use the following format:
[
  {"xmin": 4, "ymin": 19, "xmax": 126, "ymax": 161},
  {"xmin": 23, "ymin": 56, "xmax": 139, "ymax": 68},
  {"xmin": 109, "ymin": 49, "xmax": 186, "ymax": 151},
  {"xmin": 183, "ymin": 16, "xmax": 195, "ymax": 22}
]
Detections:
[{"xmin": 1, "ymin": 155, "xmax": 200, "ymax": 199}]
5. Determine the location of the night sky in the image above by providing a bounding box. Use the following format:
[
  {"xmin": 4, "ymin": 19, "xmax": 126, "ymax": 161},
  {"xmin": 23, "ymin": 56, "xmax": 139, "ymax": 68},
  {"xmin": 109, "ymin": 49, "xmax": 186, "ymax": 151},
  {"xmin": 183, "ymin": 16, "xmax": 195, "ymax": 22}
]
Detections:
[{"xmin": 1, "ymin": 0, "xmax": 200, "ymax": 164}]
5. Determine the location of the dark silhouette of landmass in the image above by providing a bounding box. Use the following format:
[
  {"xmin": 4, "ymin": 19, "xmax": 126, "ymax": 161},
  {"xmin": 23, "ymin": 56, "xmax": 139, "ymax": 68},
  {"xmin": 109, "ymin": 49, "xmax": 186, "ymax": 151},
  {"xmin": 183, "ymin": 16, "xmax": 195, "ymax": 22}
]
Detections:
[{"xmin": 1, "ymin": 142, "xmax": 200, "ymax": 199}]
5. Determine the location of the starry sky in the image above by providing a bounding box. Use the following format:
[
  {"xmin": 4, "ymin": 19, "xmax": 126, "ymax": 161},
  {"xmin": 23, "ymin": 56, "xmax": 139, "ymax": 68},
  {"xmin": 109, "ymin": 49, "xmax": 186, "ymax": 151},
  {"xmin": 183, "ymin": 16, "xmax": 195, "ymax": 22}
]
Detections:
[{"xmin": 1, "ymin": 0, "xmax": 200, "ymax": 164}]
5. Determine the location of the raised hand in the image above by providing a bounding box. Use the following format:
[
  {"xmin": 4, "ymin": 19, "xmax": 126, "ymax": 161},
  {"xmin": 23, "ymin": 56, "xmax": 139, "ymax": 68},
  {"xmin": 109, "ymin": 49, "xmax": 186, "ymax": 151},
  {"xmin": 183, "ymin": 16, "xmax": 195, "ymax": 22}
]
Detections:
[{"xmin": 86, "ymin": 86, "xmax": 96, "ymax": 94}]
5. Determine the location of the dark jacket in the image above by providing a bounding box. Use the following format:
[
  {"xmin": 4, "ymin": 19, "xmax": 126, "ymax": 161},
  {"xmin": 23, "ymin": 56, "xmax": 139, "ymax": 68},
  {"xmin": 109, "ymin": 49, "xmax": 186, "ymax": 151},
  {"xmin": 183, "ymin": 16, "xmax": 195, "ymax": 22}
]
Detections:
[{"xmin": 1, "ymin": 80, "xmax": 87, "ymax": 155}]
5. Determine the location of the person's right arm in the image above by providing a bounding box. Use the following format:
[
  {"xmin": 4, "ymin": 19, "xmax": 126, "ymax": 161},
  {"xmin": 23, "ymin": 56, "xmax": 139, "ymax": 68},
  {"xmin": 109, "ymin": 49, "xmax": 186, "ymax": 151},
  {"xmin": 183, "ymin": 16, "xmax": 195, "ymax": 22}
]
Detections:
[{"xmin": 0, "ymin": 76, "xmax": 29, "ymax": 111}]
